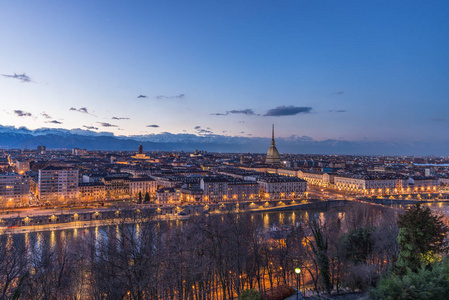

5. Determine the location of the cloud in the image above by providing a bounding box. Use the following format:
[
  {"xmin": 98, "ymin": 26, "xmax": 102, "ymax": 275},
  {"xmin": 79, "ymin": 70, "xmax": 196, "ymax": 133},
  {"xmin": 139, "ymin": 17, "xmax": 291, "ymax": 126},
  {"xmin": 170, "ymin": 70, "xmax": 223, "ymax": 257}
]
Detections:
[
  {"xmin": 156, "ymin": 94, "xmax": 185, "ymax": 100},
  {"xmin": 329, "ymin": 109, "xmax": 347, "ymax": 113},
  {"xmin": 194, "ymin": 126, "xmax": 213, "ymax": 135},
  {"xmin": 14, "ymin": 110, "xmax": 32, "ymax": 117},
  {"xmin": 41, "ymin": 112, "xmax": 52, "ymax": 119},
  {"xmin": 211, "ymin": 109, "xmax": 257, "ymax": 116},
  {"xmin": 229, "ymin": 109, "xmax": 256, "ymax": 115},
  {"xmin": 112, "ymin": 117, "xmax": 130, "ymax": 120},
  {"xmin": 430, "ymin": 118, "xmax": 445, "ymax": 122},
  {"xmin": 137, "ymin": 95, "xmax": 147, "ymax": 98},
  {"xmin": 97, "ymin": 122, "xmax": 118, "ymax": 128},
  {"xmin": 198, "ymin": 129, "xmax": 213, "ymax": 134},
  {"xmin": 70, "ymin": 107, "xmax": 89, "ymax": 114},
  {"xmin": 146, "ymin": 124, "xmax": 159, "ymax": 128},
  {"xmin": 2, "ymin": 73, "xmax": 33, "ymax": 83},
  {"xmin": 333, "ymin": 91, "xmax": 344, "ymax": 95},
  {"xmin": 46, "ymin": 120, "xmax": 62, "ymax": 124},
  {"xmin": 263, "ymin": 106, "xmax": 312, "ymax": 117},
  {"xmin": 70, "ymin": 107, "xmax": 97, "ymax": 117},
  {"xmin": 83, "ymin": 125, "xmax": 98, "ymax": 130}
]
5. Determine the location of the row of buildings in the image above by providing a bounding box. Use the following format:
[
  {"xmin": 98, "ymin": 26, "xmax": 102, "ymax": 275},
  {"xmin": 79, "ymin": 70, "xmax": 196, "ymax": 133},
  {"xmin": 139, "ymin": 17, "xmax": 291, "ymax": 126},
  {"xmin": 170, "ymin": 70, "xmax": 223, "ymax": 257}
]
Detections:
[
  {"xmin": 1, "ymin": 165, "xmax": 308, "ymax": 206},
  {"xmin": 254, "ymin": 167, "xmax": 440, "ymax": 194}
]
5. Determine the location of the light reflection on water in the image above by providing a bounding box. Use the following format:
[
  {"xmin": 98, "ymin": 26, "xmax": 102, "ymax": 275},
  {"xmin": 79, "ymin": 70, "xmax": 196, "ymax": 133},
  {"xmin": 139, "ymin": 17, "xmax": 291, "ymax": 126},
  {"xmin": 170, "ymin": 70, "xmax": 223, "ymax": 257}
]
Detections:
[
  {"xmin": 25, "ymin": 232, "xmax": 29, "ymax": 248},
  {"xmin": 50, "ymin": 230, "xmax": 55, "ymax": 249},
  {"xmin": 36, "ymin": 232, "xmax": 42, "ymax": 247},
  {"xmin": 8, "ymin": 208, "xmax": 342, "ymax": 250},
  {"xmin": 279, "ymin": 212, "xmax": 284, "ymax": 225},
  {"xmin": 319, "ymin": 212, "xmax": 325, "ymax": 224},
  {"xmin": 10, "ymin": 204, "xmax": 449, "ymax": 254},
  {"xmin": 263, "ymin": 213, "xmax": 269, "ymax": 230}
]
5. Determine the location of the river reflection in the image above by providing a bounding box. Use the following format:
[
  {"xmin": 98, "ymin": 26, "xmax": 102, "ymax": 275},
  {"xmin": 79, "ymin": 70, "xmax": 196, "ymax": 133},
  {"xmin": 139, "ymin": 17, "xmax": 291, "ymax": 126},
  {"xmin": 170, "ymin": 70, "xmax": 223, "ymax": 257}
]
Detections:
[{"xmin": 7, "ymin": 208, "xmax": 341, "ymax": 251}]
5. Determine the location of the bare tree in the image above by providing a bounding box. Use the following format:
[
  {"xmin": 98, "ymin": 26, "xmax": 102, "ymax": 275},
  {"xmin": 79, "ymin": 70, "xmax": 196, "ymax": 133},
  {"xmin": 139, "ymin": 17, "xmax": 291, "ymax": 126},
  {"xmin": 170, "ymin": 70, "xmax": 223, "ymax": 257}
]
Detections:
[{"xmin": 0, "ymin": 235, "xmax": 28, "ymax": 300}]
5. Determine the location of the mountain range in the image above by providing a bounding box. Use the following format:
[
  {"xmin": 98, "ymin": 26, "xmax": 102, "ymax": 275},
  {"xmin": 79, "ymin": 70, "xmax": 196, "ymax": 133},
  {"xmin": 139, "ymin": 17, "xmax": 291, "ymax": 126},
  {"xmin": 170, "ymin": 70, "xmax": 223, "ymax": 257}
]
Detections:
[{"xmin": 0, "ymin": 125, "xmax": 447, "ymax": 156}]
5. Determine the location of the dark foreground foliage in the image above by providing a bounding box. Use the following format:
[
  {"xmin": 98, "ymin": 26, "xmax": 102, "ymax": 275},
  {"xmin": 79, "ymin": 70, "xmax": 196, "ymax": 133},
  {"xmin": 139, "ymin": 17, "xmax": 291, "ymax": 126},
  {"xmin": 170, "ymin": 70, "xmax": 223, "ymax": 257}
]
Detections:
[
  {"xmin": 0, "ymin": 203, "xmax": 405, "ymax": 299},
  {"xmin": 371, "ymin": 204, "xmax": 449, "ymax": 299}
]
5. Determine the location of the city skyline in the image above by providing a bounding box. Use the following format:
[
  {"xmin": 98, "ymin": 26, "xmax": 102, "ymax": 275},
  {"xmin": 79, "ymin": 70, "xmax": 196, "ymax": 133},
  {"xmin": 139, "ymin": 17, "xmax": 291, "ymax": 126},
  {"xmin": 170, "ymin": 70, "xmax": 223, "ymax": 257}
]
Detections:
[{"xmin": 1, "ymin": 1, "xmax": 449, "ymax": 150}]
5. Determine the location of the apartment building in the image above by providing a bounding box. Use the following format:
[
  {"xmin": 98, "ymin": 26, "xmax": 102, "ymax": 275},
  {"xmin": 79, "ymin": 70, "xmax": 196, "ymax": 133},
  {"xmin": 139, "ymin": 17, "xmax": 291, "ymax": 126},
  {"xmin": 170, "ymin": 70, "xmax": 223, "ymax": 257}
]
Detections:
[
  {"xmin": 38, "ymin": 166, "xmax": 79, "ymax": 202},
  {"xmin": 0, "ymin": 172, "xmax": 30, "ymax": 206}
]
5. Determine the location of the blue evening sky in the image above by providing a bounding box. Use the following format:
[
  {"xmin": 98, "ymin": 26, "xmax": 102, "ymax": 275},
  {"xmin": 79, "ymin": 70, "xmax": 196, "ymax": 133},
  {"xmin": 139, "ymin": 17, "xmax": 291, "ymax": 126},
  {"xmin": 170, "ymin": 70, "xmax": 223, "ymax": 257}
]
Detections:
[{"xmin": 0, "ymin": 0, "xmax": 448, "ymax": 142}]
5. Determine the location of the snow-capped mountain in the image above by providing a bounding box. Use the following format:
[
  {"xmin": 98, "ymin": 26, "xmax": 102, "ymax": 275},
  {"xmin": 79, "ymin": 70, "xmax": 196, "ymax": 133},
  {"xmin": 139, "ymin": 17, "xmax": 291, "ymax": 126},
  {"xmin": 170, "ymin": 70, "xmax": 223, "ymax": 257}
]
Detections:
[{"xmin": 0, "ymin": 125, "xmax": 446, "ymax": 155}]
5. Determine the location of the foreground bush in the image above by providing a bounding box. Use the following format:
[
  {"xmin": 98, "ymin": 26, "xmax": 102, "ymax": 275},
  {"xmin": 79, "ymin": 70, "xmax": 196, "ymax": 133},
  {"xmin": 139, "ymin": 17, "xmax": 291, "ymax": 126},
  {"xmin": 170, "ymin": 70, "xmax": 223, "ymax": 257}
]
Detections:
[
  {"xmin": 371, "ymin": 260, "xmax": 449, "ymax": 300},
  {"xmin": 238, "ymin": 288, "xmax": 261, "ymax": 300}
]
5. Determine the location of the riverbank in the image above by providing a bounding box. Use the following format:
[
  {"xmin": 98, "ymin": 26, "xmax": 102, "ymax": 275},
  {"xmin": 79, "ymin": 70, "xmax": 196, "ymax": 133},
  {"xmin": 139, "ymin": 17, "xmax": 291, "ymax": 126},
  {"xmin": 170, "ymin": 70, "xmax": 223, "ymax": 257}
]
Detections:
[
  {"xmin": 0, "ymin": 213, "xmax": 191, "ymax": 235},
  {"xmin": 0, "ymin": 199, "xmax": 352, "ymax": 235},
  {"xmin": 359, "ymin": 198, "xmax": 449, "ymax": 206}
]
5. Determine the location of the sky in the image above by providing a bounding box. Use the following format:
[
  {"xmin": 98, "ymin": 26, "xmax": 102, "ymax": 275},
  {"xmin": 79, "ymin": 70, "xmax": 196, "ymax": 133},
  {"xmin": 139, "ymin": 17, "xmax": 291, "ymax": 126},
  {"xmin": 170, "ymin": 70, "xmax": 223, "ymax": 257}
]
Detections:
[{"xmin": 0, "ymin": 0, "xmax": 448, "ymax": 144}]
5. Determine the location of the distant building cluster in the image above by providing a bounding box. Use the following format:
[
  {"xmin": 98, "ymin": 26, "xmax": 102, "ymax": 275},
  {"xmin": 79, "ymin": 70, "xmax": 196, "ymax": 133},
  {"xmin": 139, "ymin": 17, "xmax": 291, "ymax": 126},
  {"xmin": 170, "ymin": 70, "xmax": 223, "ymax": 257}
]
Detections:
[{"xmin": 1, "ymin": 126, "xmax": 449, "ymax": 207}]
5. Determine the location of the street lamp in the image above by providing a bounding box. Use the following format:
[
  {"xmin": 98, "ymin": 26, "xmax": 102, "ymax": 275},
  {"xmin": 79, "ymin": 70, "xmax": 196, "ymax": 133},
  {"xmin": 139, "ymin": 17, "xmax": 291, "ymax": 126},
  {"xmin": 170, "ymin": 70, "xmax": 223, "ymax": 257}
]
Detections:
[{"xmin": 294, "ymin": 267, "xmax": 301, "ymax": 300}]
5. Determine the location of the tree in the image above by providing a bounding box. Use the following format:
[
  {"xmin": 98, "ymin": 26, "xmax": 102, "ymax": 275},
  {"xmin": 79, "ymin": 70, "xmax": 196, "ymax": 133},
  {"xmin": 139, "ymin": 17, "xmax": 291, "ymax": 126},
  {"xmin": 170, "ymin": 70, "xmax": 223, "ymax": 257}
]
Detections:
[
  {"xmin": 308, "ymin": 218, "xmax": 332, "ymax": 294},
  {"xmin": 144, "ymin": 192, "xmax": 150, "ymax": 202},
  {"xmin": 339, "ymin": 227, "xmax": 375, "ymax": 264},
  {"xmin": 372, "ymin": 260, "xmax": 449, "ymax": 300},
  {"xmin": 396, "ymin": 204, "xmax": 448, "ymax": 273},
  {"xmin": 0, "ymin": 236, "xmax": 28, "ymax": 299},
  {"xmin": 138, "ymin": 191, "xmax": 142, "ymax": 203},
  {"xmin": 90, "ymin": 213, "xmax": 162, "ymax": 299},
  {"xmin": 238, "ymin": 288, "xmax": 260, "ymax": 300}
]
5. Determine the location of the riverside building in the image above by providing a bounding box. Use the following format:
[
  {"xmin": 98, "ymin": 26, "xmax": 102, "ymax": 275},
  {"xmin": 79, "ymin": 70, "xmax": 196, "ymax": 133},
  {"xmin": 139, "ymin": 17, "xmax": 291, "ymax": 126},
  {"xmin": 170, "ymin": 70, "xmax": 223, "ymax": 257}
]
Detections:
[
  {"xmin": 38, "ymin": 166, "xmax": 79, "ymax": 203},
  {"xmin": 0, "ymin": 172, "xmax": 30, "ymax": 206}
]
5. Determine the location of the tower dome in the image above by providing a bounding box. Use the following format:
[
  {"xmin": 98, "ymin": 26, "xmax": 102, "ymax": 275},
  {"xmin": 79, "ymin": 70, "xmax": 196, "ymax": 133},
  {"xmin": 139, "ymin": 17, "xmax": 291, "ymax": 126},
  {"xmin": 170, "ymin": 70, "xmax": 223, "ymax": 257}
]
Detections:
[{"xmin": 265, "ymin": 124, "xmax": 280, "ymax": 165}]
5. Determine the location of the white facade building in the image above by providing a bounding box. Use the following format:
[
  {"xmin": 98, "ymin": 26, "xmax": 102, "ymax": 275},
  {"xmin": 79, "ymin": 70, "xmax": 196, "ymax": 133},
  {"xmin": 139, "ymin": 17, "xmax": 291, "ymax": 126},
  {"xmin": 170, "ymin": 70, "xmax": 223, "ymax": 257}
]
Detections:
[
  {"xmin": 129, "ymin": 177, "xmax": 158, "ymax": 198},
  {"xmin": 257, "ymin": 175, "xmax": 307, "ymax": 200},
  {"xmin": 38, "ymin": 166, "xmax": 79, "ymax": 203}
]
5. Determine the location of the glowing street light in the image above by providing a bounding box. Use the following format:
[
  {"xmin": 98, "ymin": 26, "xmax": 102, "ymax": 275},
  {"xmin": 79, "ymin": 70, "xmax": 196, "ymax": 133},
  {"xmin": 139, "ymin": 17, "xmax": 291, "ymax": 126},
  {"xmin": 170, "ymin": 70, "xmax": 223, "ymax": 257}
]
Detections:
[{"xmin": 294, "ymin": 267, "xmax": 301, "ymax": 299}]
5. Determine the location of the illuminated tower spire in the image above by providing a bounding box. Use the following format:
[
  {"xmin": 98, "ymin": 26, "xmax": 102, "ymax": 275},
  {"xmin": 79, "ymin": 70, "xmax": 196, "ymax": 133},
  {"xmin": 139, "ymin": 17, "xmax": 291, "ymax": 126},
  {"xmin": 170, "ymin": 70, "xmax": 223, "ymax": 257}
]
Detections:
[{"xmin": 265, "ymin": 124, "xmax": 280, "ymax": 165}]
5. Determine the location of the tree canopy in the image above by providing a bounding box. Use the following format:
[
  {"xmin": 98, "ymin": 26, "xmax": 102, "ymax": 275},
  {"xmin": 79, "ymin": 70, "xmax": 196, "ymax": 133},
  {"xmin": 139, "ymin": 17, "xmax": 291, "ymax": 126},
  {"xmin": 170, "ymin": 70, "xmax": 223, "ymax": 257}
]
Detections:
[{"xmin": 396, "ymin": 204, "xmax": 448, "ymax": 273}]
